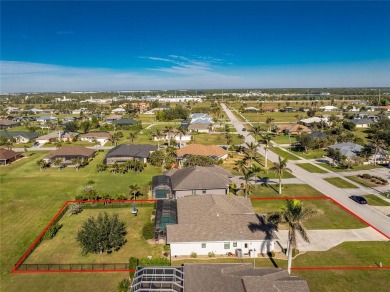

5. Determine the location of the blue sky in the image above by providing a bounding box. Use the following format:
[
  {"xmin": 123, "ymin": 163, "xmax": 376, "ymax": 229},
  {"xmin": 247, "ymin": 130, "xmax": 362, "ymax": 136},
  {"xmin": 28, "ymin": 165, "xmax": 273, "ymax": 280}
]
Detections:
[{"xmin": 1, "ymin": 1, "xmax": 390, "ymax": 92}]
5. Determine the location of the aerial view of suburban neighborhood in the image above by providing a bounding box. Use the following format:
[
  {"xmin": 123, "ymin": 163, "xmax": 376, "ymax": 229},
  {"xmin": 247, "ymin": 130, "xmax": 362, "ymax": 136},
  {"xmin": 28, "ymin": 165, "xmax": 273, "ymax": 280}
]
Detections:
[{"xmin": 1, "ymin": 1, "xmax": 389, "ymax": 292}]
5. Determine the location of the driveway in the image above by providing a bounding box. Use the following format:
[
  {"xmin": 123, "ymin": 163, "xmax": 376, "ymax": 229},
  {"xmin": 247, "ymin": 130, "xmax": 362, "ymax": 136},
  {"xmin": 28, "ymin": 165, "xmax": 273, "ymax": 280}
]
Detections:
[{"xmin": 275, "ymin": 227, "xmax": 388, "ymax": 251}]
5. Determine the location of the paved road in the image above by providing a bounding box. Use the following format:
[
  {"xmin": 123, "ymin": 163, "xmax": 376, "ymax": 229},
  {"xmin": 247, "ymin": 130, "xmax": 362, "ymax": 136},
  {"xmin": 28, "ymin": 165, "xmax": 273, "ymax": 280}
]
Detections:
[{"xmin": 221, "ymin": 103, "xmax": 390, "ymax": 238}]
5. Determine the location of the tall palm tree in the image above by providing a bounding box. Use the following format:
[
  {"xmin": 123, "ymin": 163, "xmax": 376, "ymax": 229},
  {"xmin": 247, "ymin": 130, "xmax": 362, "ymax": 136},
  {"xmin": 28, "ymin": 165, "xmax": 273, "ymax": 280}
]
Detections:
[
  {"xmin": 127, "ymin": 132, "xmax": 137, "ymax": 144},
  {"xmin": 270, "ymin": 156, "xmax": 292, "ymax": 195},
  {"xmin": 265, "ymin": 117, "xmax": 274, "ymax": 132},
  {"xmin": 371, "ymin": 137, "xmax": 385, "ymax": 165},
  {"xmin": 250, "ymin": 125, "xmax": 263, "ymax": 141},
  {"xmin": 268, "ymin": 199, "xmax": 320, "ymax": 274},
  {"xmin": 260, "ymin": 134, "xmax": 273, "ymax": 168},
  {"xmin": 245, "ymin": 141, "xmax": 257, "ymax": 167},
  {"xmin": 234, "ymin": 165, "xmax": 261, "ymax": 198}
]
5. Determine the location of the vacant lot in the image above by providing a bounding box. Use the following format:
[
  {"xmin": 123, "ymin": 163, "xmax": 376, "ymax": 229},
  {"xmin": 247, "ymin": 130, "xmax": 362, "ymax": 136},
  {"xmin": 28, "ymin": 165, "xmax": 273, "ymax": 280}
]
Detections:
[{"xmin": 26, "ymin": 205, "xmax": 162, "ymax": 264}]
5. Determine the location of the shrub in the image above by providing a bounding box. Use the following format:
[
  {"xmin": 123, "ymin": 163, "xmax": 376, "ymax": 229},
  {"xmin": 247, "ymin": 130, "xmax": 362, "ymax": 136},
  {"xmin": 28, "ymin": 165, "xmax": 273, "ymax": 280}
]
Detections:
[
  {"xmin": 142, "ymin": 221, "xmax": 155, "ymax": 240},
  {"xmin": 70, "ymin": 204, "xmax": 83, "ymax": 215},
  {"xmin": 43, "ymin": 223, "xmax": 62, "ymax": 240},
  {"xmin": 139, "ymin": 257, "xmax": 170, "ymax": 266},
  {"xmin": 118, "ymin": 279, "xmax": 130, "ymax": 292},
  {"xmin": 76, "ymin": 212, "xmax": 127, "ymax": 255},
  {"xmin": 163, "ymin": 245, "xmax": 170, "ymax": 251},
  {"xmin": 208, "ymin": 251, "xmax": 215, "ymax": 258},
  {"xmin": 190, "ymin": 252, "xmax": 197, "ymax": 258},
  {"xmin": 129, "ymin": 256, "xmax": 138, "ymax": 279}
]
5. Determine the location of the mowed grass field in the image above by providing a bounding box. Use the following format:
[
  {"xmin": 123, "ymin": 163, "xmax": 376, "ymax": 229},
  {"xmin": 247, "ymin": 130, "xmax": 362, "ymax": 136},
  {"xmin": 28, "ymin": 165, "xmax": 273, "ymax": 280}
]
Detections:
[
  {"xmin": 26, "ymin": 205, "xmax": 162, "ymax": 264},
  {"xmin": 251, "ymin": 199, "xmax": 367, "ymax": 229},
  {"xmin": 0, "ymin": 150, "xmax": 162, "ymax": 291}
]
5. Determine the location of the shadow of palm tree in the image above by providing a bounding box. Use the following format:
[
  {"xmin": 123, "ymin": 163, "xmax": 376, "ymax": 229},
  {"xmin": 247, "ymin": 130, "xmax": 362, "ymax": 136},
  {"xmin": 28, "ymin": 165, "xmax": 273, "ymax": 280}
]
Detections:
[{"xmin": 248, "ymin": 214, "xmax": 279, "ymax": 268}]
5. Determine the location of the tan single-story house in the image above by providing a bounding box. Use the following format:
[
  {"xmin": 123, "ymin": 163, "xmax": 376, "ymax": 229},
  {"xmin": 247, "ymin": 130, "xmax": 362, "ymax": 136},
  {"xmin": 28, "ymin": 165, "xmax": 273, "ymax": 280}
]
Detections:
[
  {"xmin": 176, "ymin": 144, "xmax": 228, "ymax": 166},
  {"xmin": 276, "ymin": 124, "xmax": 311, "ymax": 135},
  {"xmin": 44, "ymin": 146, "xmax": 95, "ymax": 165},
  {"xmin": 80, "ymin": 132, "xmax": 111, "ymax": 146}
]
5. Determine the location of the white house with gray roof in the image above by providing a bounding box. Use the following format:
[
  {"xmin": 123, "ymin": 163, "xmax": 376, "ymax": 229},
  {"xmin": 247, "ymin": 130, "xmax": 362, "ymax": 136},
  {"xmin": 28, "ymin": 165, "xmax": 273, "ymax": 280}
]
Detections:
[
  {"xmin": 328, "ymin": 142, "xmax": 363, "ymax": 157},
  {"xmin": 167, "ymin": 194, "xmax": 277, "ymax": 257}
]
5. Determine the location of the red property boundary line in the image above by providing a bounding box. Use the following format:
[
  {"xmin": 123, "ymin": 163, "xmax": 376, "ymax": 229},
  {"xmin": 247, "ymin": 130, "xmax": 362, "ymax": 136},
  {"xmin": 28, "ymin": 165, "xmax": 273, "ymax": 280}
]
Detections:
[{"xmin": 12, "ymin": 197, "xmax": 390, "ymax": 274}]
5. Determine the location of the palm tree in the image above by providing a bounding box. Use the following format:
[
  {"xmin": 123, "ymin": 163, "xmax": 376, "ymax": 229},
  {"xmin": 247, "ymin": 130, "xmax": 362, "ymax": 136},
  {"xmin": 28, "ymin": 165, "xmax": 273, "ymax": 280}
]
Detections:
[
  {"xmin": 128, "ymin": 184, "xmax": 141, "ymax": 201},
  {"xmin": 250, "ymin": 125, "xmax": 262, "ymax": 141},
  {"xmin": 71, "ymin": 158, "xmax": 82, "ymax": 171},
  {"xmin": 53, "ymin": 158, "xmax": 63, "ymax": 171},
  {"xmin": 128, "ymin": 132, "xmax": 137, "ymax": 144},
  {"xmin": 260, "ymin": 134, "xmax": 273, "ymax": 168},
  {"xmin": 268, "ymin": 199, "xmax": 320, "ymax": 274},
  {"xmin": 265, "ymin": 117, "xmax": 274, "ymax": 132},
  {"xmin": 245, "ymin": 141, "xmax": 257, "ymax": 167},
  {"xmin": 235, "ymin": 165, "xmax": 261, "ymax": 198},
  {"xmin": 270, "ymin": 156, "xmax": 292, "ymax": 195},
  {"xmin": 371, "ymin": 137, "xmax": 385, "ymax": 166},
  {"xmin": 37, "ymin": 159, "xmax": 46, "ymax": 171},
  {"xmin": 151, "ymin": 129, "xmax": 162, "ymax": 150}
]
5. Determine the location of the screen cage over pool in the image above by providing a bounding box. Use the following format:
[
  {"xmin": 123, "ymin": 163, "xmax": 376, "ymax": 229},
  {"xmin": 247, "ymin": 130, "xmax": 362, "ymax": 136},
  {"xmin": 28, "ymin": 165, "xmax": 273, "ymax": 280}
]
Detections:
[{"xmin": 154, "ymin": 200, "xmax": 177, "ymax": 239}]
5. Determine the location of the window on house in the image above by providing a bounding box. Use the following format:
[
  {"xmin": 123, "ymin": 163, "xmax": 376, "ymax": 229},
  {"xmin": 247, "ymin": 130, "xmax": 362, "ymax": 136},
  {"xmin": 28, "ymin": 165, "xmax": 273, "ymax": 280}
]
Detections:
[
  {"xmin": 202, "ymin": 190, "xmax": 206, "ymax": 194},
  {"xmin": 233, "ymin": 242, "xmax": 237, "ymax": 247},
  {"xmin": 244, "ymin": 243, "xmax": 248, "ymax": 248},
  {"xmin": 202, "ymin": 243, "xmax": 206, "ymax": 248},
  {"xmin": 224, "ymin": 242, "xmax": 230, "ymax": 249},
  {"xmin": 192, "ymin": 190, "xmax": 196, "ymax": 195}
]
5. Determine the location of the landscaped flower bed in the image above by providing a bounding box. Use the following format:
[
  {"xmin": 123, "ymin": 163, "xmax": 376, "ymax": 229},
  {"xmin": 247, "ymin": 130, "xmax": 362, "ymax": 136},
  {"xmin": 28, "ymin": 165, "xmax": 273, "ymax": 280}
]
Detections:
[{"xmin": 357, "ymin": 174, "xmax": 388, "ymax": 186}]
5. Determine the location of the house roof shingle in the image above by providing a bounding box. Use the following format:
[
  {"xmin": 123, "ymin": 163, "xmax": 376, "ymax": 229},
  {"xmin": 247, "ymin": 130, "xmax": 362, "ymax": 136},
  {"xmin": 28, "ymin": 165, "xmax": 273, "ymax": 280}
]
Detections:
[
  {"xmin": 167, "ymin": 194, "xmax": 277, "ymax": 243},
  {"xmin": 45, "ymin": 146, "xmax": 95, "ymax": 159},
  {"xmin": 80, "ymin": 132, "xmax": 111, "ymax": 139},
  {"xmin": 176, "ymin": 144, "xmax": 227, "ymax": 158},
  {"xmin": 0, "ymin": 149, "xmax": 19, "ymax": 160},
  {"xmin": 184, "ymin": 264, "xmax": 310, "ymax": 292},
  {"xmin": 105, "ymin": 144, "xmax": 157, "ymax": 159},
  {"xmin": 0, "ymin": 131, "xmax": 38, "ymax": 140},
  {"xmin": 165, "ymin": 166, "xmax": 232, "ymax": 191}
]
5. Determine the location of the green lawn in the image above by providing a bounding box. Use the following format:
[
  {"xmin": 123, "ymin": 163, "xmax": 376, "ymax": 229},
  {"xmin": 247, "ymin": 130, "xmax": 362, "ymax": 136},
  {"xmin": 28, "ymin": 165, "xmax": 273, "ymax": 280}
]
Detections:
[
  {"xmin": 293, "ymin": 241, "xmax": 390, "ymax": 292},
  {"xmin": 363, "ymin": 195, "xmax": 390, "ymax": 206},
  {"xmin": 317, "ymin": 163, "xmax": 384, "ymax": 173},
  {"xmin": 296, "ymin": 163, "xmax": 328, "ymax": 173},
  {"xmin": 324, "ymin": 177, "xmax": 359, "ymax": 188},
  {"xmin": 251, "ymin": 199, "xmax": 366, "ymax": 229},
  {"xmin": 346, "ymin": 176, "xmax": 378, "ymax": 187},
  {"xmin": 273, "ymin": 135, "xmax": 297, "ymax": 145},
  {"xmin": 26, "ymin": 205, "xmax": 162, "ymax": 264},
  {"xmin": 191, "ymin": 133, "xmax": 243, "ymax": 146},
  {"xmin": 270, "ymin": 147, "xmax": 301, "ymax": 160},
  {"xmin": 250, "ymin": 184, "xmax": 324, "ymax": 198},
  {"xmin": 290, "ymin": 148, "xmax": 327, "ymax": 160},
  {"xmin": 0, "ymin": 150, "xmax": 163, "ymax": 292}
]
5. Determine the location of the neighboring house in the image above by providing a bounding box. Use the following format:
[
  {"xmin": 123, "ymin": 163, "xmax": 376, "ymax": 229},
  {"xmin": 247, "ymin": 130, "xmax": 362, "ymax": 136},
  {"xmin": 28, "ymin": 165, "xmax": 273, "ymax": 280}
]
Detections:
[
  {"xmin": 0, "ymin": 149, "xmax": 22, "ymax": 165},
  {"xmin": 328, "ymin": 142, "xmax": 363, "ymax": 157},
  {"xmin": 72, "ymin": 108, "xmax": 91, "ymax": 115},
  {"xmin": 80, "ymin": 132, "xmax": 111, "ymax": 146},
  {"xmin": 355, "ymin": 112, "xmax": 378, "ymax": 121},
  {"xmin": 112, "ymin": 118, "xmax": 138, "ymax": 127},
  {"xmin": 300, "ymin": 116, "xmax": 328, "ymax": 126},
  {"xmin": 44, "ymin": 146, "xmax": 95, "ymax": 165},
  {"xmin": 176, "ymin": 144, "xmax": 228, "ymax": 165},
  {"xmin": 350, "ymin": 119, "xmax": 374, "ymax": 128},
  {"xmin": 189, "ymin": 113, "xmax": 213, "ymax": 124},
  {"xmin": 152, "ymin": 166, "xmax": 232, "ymax": 199},
  {"xmin": 0, "ymin": 120, "xmax": 20, "ymax": 129},
  {"xmin": 188, "ymin": 122, "xmax": 212, "ymax": 133},
  {"xmin": 0, "ymin": 131, "xmax": 38, "ymax": 143},
  {"xmin": 378, "ymin": 105, "xmax": 390, "ymax": 112},
  {"xmin": 319, "ymin": 105, "xmax": 338, "ymax": 112},
  {"xmin": 36, "ymin": 116, "xmax": 58, "ymax": 124},
  {"xmin": 36, "ymin": 131, "xmax": 78, "ymax": 144},
  {"xmin": 143, "ymin": 107, "xmax": 169, "ymax": 115},
  {"xmin": 104, "ymin": 144, "xmax": 157, "ymax": 164},
  {"xmin": 61, "ymin": 116, "xmax": 78, "ymax": 124},
  {"xmin": 152, "ymin": 130, "xmax": 191, "ymax": 145},
  {"xmin": 111, "ymin": 107, "xmax": 126, "ymax": 114},
  {"xmin": 131, "ymin": 264, "xmax": 309, "ymax": 292},
  {"xmin": 105, "ymin": 114, "xmax": 122, "ymax": 124},
  {"xmin": 243, "ymin": 107, "xmax": 260, "ymax": 112},
  {"xmin": 262, "ymin": 105, "xmax": 278, "ymax": 112},
  {"xmin": 30, "ymin": 108, "xmax": 43, "ymax": 114},
  {"xmin": 277, "ymin": 124, "xmax": 311, "ymax": 135},
  {"xmin": 166, "ymin": 194, "xmax": 278, "ymax": 257},
  {"xmin": 309, "ymin": 132, "xmax": 328, "ymax": 139}
]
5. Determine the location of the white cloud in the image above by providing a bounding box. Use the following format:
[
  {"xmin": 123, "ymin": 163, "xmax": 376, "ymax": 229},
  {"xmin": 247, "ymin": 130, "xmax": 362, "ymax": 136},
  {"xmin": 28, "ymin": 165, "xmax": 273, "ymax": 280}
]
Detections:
[{"xmin": 1, "ymin": 59, "xmax": 389, "ymax": 93}]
